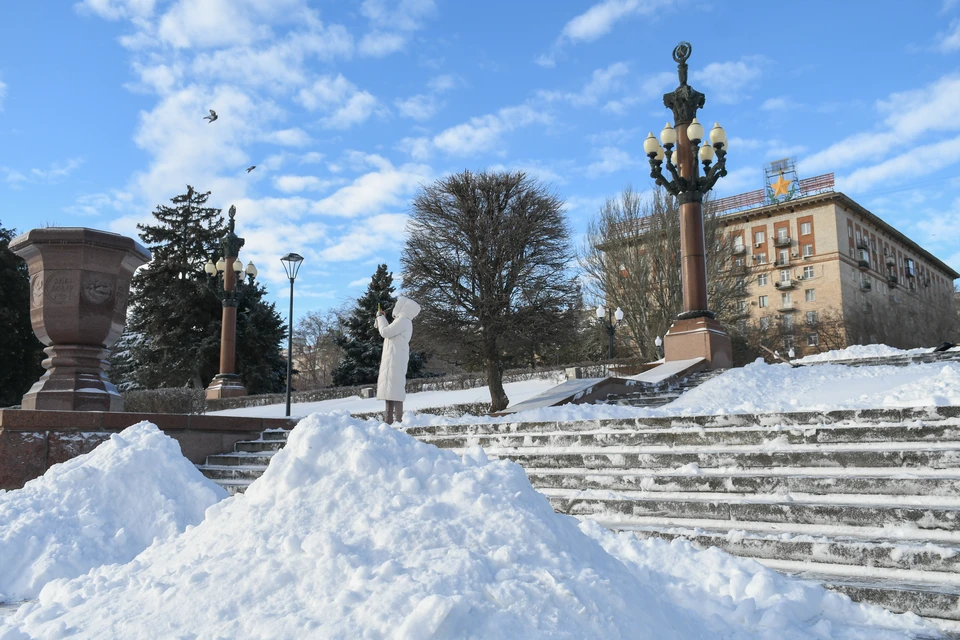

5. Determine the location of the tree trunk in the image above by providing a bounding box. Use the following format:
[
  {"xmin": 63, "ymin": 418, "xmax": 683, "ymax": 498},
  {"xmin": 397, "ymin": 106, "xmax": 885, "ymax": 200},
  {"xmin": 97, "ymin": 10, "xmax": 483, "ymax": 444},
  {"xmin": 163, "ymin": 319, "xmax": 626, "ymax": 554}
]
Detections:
[{"xmin": 485, "ymin": 352, "xmax": 509, "ymax": 413}]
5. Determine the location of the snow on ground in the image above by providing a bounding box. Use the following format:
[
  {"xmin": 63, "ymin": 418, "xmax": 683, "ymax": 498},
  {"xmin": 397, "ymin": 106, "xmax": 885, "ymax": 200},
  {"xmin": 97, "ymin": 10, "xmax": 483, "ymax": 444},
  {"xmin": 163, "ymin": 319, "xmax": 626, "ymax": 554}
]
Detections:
[
  {"xmin": 210, "ymin": 377, "xmax": 563, "ymax": 418},
  {"xmin": 0, "ymin": 415, "xmax": 937, "ymax": 639},
  {"xmin": 0, "ymin": 423, "xmax": 225, "ymax": 603}
]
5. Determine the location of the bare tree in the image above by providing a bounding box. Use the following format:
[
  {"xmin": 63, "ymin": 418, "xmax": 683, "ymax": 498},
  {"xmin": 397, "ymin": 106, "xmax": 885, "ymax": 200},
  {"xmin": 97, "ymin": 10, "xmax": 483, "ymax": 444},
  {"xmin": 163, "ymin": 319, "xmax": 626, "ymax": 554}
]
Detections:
[
  {"xmin": 579, "ymin": 186, "xmax": 748, "ymax": 361},
  {"xmin": 402, "ymin": 170, "xmax": 580, "ymax": 412},
  {"xmin": 292, "ymin": 309, "xmax": 345, "ymax": 390}
]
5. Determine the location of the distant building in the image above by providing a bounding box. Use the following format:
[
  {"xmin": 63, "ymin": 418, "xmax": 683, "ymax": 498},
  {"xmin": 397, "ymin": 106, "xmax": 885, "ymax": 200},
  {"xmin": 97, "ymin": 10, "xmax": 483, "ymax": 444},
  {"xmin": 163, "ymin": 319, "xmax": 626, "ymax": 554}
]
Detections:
[{"xmin": 715, "ymin": 170, "xmax": 958, "ymax": 355}]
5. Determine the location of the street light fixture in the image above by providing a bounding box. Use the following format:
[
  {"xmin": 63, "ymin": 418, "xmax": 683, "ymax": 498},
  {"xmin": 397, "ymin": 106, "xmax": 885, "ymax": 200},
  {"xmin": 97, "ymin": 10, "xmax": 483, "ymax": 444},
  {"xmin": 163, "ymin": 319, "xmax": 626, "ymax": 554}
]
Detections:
[
  {"xmin": 655, "ymin": 335, "xmax": 663, "ymax": 360},
  {"xmin": 203, "ymin": 205, "xmax": 256, "ymax": 400},
  {"xmin": 280, "ymin": 252, "xmax": 304, "ymax": 417},
  {"xmin": 596, "ymin": 305, "xmax": 624, "ymax": 359},
  {"xmin": 641, "ymin": 41, "xmax": 734, "ymax": 370}
]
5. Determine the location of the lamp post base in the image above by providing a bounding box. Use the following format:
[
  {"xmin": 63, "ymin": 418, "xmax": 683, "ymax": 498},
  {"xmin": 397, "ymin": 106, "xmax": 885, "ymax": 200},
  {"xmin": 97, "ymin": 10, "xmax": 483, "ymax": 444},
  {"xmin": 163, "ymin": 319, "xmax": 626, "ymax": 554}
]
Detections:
[
  {"xmin": 205, "ymin": 374, "xmax": 248, "ymax": 400},
  {"xmin": 663, "ymin": 315, "xmax": 732, "ymax": 370}
]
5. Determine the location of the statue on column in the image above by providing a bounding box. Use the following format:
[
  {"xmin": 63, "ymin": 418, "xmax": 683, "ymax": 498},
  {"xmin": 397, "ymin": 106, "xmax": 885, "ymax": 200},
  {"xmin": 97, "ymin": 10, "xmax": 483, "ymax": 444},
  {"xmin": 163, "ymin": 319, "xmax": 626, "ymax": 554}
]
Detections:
[{"xmin": 375, "ymin": 296, "xmax": 421, "ymax": 424}]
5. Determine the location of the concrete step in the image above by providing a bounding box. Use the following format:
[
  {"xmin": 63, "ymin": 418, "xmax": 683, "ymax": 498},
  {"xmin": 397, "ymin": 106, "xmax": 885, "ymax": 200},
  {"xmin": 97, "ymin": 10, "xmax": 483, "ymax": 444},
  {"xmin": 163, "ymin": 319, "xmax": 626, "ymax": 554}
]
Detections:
[
  {"xmin": 489, "ymin": 444, "xmax": 960, "ymax": 471},
  {"xmin": 524, "ymin": 468, "xmax": 960, "ymax": 497},
  {"xmin": 205, "ymin": 451, "xmax": 278, "ymax": 467},
  {"xmin": 623, "ymin": 526, "xmax": 960, "ymax": 574},
  {"xmin": 234, "ymin": 440, "xmax": 286, "ymax": 453},
  {"xmin": 416, "ymin": 422, "xmax": 960, "ymax": 450},
  {"xmin": 261, "ymin": 429, "xmax": 290, "ymax": 441},
  {"xmin": 199, "ymin": 464, "xmax": 268, "ymax": 481},
  {"xmin": 545, "ymin": 491, "xmax": 960, "ymax": 531}
]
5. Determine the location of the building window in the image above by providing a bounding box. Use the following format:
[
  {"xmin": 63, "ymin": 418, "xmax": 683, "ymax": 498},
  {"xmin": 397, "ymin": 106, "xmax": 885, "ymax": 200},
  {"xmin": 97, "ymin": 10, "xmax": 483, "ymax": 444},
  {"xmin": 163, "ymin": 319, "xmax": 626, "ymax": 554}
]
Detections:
[
  {"xmin": 807, "ymin": 333, "xmax": 819, "ymax": 347},
  {"xmin": 801, "ymin": 222, "xmax": 812, "ymax": 235},
  {"xmin": 760, "ymin": 317, "xmax": 771, "ymax": 330},
  {"xmin": 777, "ymin": 228, "xmax": 789, "ymax": 241},
  {"xmin": 756, "ymin": 252, "xmax": 767, "ymax": 264},
  {"xmin": 806, "ymin": 311, "xmax": 818, "ymax": 325},
  {"xmin": 780, "ymin": 269, "xmax": 790, "ymax": 282},
  {"xmin": 783, "ymin": 336, "xmax": 794, "ymax": 349},
  {"xmin": 778, "ymin": 249, "xmax": 789, "ymax": 265},
  {"xmin": 802, "ymin": 244, "xmax": 813, "ymax": 257},
  {"xmin": 733, "ymin": 236, "xmax": 744, "ymax": 250},
  {"xmin": 782, "ymin": 314, "xmax": 794, "ymax": 330},
  {"xmin": 755, "ymin": 231, "xmax": 765, "ymax": 245},
  {"xmin": 759, "ymin": 295, "xmax": 768, "ymax": 308},
  {"xmin": 758, "ymin": 273, "xmax": 768, "ymax": 286},
  {"xmin": 736, "ymin": 277, "xmax": 745, "ymax": 288},
  {"xmin": 781, "ymin": 292, "xmax": 792, "ymax": 306},
  {"xmin": 734, "ymin": 257, "xmax": 745, "ymax": 268},
  {"xmin": 737, "ymin": 300, "xmax": 747, "ymax": 312},
  {"xmin": 805, "ymin": 288, "xmax": 816, "ymax": 302},
  {"xmin": 803, "ymin": 266, "xmax": 814, "ymax": 279}
]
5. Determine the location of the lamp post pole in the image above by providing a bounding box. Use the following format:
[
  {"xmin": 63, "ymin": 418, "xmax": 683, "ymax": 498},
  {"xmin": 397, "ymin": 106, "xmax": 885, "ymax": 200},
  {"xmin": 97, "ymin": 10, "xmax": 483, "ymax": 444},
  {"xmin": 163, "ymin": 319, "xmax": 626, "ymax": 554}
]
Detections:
[
  {"xmin": 280, "ymin": 253, "xmax": 304, "ymax": 417},
  {"xmin": 205, "ymin": 205, "xmax": 257, "ymax": 399},
  {"xmin": 596, "ymin": 305, "xmax": 624, "ymax": 359},
  {"xmin": 642, "ymin": 41, "xmax": 733, "ymax": 370}
]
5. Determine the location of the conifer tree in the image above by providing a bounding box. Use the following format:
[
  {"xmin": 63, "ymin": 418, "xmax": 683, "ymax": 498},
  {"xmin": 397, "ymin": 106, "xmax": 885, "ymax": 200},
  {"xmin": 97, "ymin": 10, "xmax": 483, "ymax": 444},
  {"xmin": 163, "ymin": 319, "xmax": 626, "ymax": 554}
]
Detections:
[
  {"xmin": 0, "ymin": 221, "xmax": 44, "ymax": 406},
  {"xmin": 331, "ymin": 264, "xmax": 424, "ymax": 386},
  {"xmin": 122, "ymin": 186, "xmax": 286, "ymax": 393}
]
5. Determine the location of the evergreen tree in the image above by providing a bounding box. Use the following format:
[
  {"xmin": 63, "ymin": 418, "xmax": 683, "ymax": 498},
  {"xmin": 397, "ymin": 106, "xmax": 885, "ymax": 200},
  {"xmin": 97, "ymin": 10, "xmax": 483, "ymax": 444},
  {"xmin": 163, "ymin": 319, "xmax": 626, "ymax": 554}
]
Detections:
[
  {"xmin": 331, "ymin": 264, "xmax": 425, "ymax": 386},
  {"xmin": 0, "ymin": 221, "xmax": 44, "ymax": 406},
  {"xmin": 123, "ymin": 186, "xmax": 286, "ymax": 393}
]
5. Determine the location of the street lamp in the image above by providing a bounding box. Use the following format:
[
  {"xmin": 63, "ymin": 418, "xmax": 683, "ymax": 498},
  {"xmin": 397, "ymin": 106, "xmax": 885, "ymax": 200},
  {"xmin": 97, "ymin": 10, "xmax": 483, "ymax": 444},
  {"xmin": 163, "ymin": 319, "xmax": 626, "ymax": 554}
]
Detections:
[
  {"xmin": 204, "ymin": 205, "xmax": 257, "ymax": 399},
  {"xmin": 280, "ymin": 252, "xmax": 304, "ymax": 417},
  {"xmin": 655, "ymin": 335, "xmax": 663, "ymax": 360},
  {"xmin": 642, "ymin": 41, "xmax": 733, "ymax": 370},
  {"xmin": 596, "ymin": 305, "xmax": 624, "ymax": 359}
]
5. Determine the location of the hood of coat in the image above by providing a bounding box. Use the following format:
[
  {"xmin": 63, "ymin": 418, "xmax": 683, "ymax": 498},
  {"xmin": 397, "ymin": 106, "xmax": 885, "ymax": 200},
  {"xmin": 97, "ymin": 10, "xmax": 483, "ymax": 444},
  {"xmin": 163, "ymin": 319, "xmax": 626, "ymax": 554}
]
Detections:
[{"xmin": 392, "ymin": 296, "xmax": 421, "ymax": 319}]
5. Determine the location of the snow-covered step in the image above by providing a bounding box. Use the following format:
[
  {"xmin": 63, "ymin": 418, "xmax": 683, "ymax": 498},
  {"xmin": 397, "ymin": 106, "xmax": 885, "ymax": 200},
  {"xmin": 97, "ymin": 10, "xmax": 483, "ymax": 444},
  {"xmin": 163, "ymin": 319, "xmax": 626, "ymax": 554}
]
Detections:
[
  {"xmin": 416, "ymin": 421, "xmax": 960, "ymax": 450},
  {"xmin": 524, "ymin": 468, "xmax": 960, "ymax": 497},
  {"xmin": 544, "ymin": 491, "xmax": 960, "ymax": 531},
  {"xmin": 204, "ymin": 451, "xmax": 279, "ymax": 467},
  {"xmin": 624, "ymin": 526, "xmax": 960, "ymax": 574}
]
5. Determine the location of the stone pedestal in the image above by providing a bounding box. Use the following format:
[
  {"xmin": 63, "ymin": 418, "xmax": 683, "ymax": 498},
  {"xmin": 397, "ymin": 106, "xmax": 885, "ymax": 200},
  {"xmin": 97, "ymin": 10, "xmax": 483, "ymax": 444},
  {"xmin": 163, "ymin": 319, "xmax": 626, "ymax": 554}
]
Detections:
[
  {"xmin": 663, "ymin": 315, "xmax": 733, "ymax": 370},
  {"xmin": 9, "ymin": 228, "xmax": 150, "ymax": 412},
  {"xmin": 205, "ymin": 374, "xmax": 248, "ymax": 400}
]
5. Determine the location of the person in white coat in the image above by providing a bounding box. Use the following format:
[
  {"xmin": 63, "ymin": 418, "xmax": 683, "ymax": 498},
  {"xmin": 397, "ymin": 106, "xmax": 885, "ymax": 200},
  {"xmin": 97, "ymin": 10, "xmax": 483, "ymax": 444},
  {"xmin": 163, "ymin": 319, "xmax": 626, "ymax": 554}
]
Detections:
[{"xmin": 376, "ymin": 296, "xmax": 421, "ymax": 424}]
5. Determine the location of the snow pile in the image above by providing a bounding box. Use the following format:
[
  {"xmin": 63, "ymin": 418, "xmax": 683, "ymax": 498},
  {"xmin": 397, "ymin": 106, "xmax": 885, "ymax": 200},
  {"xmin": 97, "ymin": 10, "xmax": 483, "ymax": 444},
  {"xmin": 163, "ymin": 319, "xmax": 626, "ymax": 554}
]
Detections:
[
  {"xmin": 1, "ymin": 415, "xmax": 936, "ymax": 639},
  {"xmin": 0, "ymin": 422, "xmax": 226, "ymax": 603},
  {"xmin": 794, "ymin": 344, "xmax": 931, "ymax": 364}
]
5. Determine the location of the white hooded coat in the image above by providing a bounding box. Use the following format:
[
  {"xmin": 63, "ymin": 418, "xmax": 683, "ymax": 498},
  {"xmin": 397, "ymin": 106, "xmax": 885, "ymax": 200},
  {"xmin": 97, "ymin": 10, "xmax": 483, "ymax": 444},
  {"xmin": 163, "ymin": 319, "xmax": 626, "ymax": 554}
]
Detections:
[{"xmin": 376, "ymin": 296, "xmax": 421, "ymax": 401}]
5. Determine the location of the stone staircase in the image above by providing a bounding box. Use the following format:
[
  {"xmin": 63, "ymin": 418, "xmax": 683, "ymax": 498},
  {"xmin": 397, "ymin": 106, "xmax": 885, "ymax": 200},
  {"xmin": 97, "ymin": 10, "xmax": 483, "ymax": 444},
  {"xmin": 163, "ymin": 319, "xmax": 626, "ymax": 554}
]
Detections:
[
  {"xmin": 198, "ymin": 405, "xmax": 960, "ymax": 633},
  {"xmin": 600, "ymin": 369, "xmax": 725, "ymax": 407}
]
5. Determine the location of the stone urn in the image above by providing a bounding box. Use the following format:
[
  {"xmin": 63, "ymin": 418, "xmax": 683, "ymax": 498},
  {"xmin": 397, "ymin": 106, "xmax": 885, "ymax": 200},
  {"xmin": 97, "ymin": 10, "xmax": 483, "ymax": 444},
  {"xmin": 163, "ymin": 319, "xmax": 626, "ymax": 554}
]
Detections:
[{"xmin": 9, "ymin": 228, "xmax": 150, "ymax": 412}]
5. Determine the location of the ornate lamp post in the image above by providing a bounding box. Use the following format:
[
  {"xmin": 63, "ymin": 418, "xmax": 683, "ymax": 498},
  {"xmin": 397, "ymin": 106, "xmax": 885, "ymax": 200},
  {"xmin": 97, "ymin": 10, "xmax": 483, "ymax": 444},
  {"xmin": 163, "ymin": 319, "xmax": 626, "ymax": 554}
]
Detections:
[
  {"xmin": 642, "ymin": 42, "xmax": 733, "ymax": 370},
  {"xmin": 280, "ymin": 252, "xmax": 304, "ymax": 417},
  {"xmin": 596, "ymin": 305, "xmax": 624, "ymax": 359},
  {"xmin": 204, "ymin": 205, "xmax": 258, "ymax": 399}
]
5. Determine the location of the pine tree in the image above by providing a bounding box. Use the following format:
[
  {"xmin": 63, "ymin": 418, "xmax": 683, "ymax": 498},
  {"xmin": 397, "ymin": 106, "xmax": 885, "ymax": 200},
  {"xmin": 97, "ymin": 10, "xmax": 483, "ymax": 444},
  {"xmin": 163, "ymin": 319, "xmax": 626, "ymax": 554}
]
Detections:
[
  {"xmin": 124, "ymin": 186, "xmax": 287, "ymax": 393},
  {"xmin": 331, "ymin": 264, "xmax": 425, "ymax": 386},
  {"xmin": 0, "ymin": 221, "xmax": 44, "ymax": 406}
]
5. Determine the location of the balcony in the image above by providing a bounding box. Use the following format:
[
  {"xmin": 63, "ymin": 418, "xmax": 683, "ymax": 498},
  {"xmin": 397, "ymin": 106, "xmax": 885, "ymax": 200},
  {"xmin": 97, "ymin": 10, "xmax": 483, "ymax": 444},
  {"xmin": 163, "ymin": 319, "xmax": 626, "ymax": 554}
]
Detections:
[
  {"xmin": 884, "ymin": 255, "xmax": 896, "ymax": 267},
  {"xmin": 774, "ymin": 258, "xmax": 790, "ymax": 267},
  {"xmin": 857, "ymin": 258, "xmax": 870, "ymax": 270},
  {"xmin": 775, "ymin": 279, "xmax": 795, "ymax": 290},
  {"xmin": 730, "ymin": 264, "xmax": 747, "ymax": 276},
  {"xmin": 860, "ymin": 280, "xmax": 872, "ymax": 291},
  {"xmin": 856, "ymin": 238, "xmax": 870, "ymax": 251},
  {"xmin": 773, "ymin": 236, "xmax": 792, "ymax": 248},
  {"xmin": 887, "ymin": 273, "xmax": 898, "ymax": 287},
  {"xmin": 778, "ymin": 303, "xmax": 796, "ymax": 313},
  {"xmin": 732, "ymin": 244, "xmax": 747, "ymax": 255}
]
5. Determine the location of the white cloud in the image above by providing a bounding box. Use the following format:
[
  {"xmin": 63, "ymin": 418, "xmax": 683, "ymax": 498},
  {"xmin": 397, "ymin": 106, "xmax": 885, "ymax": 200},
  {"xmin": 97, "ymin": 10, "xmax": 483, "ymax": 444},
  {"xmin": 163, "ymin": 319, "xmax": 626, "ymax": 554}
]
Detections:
[
  {"xmin": 938, "ymin": 20, "xmax": 960, "ymax": 52},
  {"xmin": 263, "ymin": 128, "xmax": 311, "ymax": 146},
  {"xmin": 361, "ymin": 0, "xmax": 435, "ymax": 31},
  {"xmin": 348, "ymin": 276, "xmax": 371, "ymax": 287},
  {"xmin": 273, "ymin": 175, "xmax": 343, "ymax": 193},
  {"xmin": 760, "ymin": 96, "xmax": 796, "ymax": 111},
  {"xmin": 64, "ymin": 190, "xmax": 133, "ymax": 217},
  {"xmin": 691, "ymin": 57, "xmax": 763, "ymax": 104},
  {"xmin": 560, "ymin": 0, "xmax": 669, "ymax": 43},
  {"xmin": 395, "ymin": 94, "xmax": 440, "ymax": 120},
  {"xmin": 540, "ymin": 62, "xmax": 628, "ymax": 108},
  {"xmin": 74, "ymin": 0, "xmax": 156, "ymax": 20},
  {"xmin": 602, "ymin": 70, "xmax": 674, "ymax": 115},
  {"xmin": 427, "ymin": 74, "xmax": 457, "ymax": 92},
  {"xmin": 801, "ymin": 74, "xmax": 960, "ymax": 175},
  {"xmin": 319, "ymin": 213, "xmax": 409, "ymax": 262},
  {"xmin": 296, "ymin": 74, "xmax": 383, "ymax": 129},
  {"xmin": 311, "ymin": 156, "xmax": 431, "ymax": 217},
  {"xmin": 397, "ymin": 136, "xmax": 432, "ymax": 160},
  {"xmin": 359, "ymin": 31, "xmax": 407, "ymax": 57},
  {"xmin": 585, "ymin": 147, "xmax": 634, "ymax": 177},
  {"xmin": 840, "ymin": 134, "xmax": 960, "ymax": 193},
  {"xmin": 1, "ymin": 167, "xmax": 27, "ymax": 186},
  {"xmin": 27, "ymin": 158, "xmax": 85, "ymax": 181},
  {"xmin": 431, "ymin": 104, "xmax": 552, "ymax": 156},
  {"xmin": 300, "ymin": 151, "xmax": 324, "ymax": 164},
  {"xmin": 0, "ymin": 75, "xmax": 7, "ymax": 111}
]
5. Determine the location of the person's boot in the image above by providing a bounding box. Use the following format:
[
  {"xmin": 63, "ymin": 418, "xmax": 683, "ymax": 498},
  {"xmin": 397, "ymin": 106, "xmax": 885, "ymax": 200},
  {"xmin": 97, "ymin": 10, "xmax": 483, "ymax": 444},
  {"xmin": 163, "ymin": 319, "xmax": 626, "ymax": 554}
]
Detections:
[{"xmin": 384, "ymin": 402, "xmax": 393, "ymax": 425}]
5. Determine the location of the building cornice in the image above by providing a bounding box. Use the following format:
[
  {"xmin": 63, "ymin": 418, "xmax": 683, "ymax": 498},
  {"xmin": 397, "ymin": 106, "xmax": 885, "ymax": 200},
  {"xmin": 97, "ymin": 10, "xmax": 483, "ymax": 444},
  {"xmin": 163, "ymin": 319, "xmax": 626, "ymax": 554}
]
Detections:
[{"xmin": 716, "ymin": 191, "xmax": 960, "ymax": 280}]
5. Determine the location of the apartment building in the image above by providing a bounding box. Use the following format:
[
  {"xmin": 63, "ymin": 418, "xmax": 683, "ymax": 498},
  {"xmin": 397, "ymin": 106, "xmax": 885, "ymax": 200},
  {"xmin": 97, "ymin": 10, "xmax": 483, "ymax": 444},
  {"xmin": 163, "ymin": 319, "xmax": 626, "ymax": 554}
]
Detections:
[{"xmin": 717, "ymin": 179, "xmax": 958, "ymax": 355}]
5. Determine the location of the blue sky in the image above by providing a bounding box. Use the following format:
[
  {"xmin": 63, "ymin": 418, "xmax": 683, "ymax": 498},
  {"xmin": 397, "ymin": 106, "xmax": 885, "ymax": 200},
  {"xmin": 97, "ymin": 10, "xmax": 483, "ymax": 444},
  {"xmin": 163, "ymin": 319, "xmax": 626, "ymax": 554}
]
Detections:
[{"xmin": 2, "ymin": 0, "xmax": 960, "ymax": 321}]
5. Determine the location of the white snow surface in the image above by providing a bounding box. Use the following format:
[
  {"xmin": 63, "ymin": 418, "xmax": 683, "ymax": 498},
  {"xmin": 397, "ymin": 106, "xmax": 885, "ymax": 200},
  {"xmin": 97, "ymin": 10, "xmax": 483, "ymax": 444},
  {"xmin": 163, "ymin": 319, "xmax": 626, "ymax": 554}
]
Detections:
[
  {"xmin": 793, "ymin": 344, "xmax": 932, "ymax": 363},
  {"xmin": 0, "ymin": 414, "xmax": 937, "ymax": 639},
  {"xmin": 0, "ymin": 423, "xmax": 226, "ymax": 603}
]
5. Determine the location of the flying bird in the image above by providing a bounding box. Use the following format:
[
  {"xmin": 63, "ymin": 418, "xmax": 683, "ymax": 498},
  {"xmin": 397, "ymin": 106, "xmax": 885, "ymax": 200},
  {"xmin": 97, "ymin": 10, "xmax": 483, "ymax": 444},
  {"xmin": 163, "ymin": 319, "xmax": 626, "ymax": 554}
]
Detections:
[
  {"xmin": 246, "ymin": 166, "xmax": 256, "ymax": 173},
  {"xmin": 204, "ymin": 109, "xmax": 218, "ymax": 123}
]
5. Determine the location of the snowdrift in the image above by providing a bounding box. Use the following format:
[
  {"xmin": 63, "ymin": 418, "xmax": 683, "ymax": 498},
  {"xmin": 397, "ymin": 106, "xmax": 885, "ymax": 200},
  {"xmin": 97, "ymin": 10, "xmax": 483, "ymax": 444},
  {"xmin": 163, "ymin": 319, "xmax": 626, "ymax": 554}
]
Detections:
[
  {"xmin": 0, "ymin": 422, "xmax": 226, "ymax": 602},
  {"xmin": 1, "ymin": 415, "xmax": 937, "ymax": 639}
]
